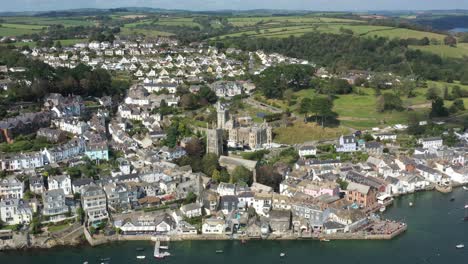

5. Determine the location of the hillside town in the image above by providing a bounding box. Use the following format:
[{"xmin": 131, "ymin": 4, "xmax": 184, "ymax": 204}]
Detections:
[{"xmin": 0, "ymin": 37, "xmax": 467, "ymax": 249}]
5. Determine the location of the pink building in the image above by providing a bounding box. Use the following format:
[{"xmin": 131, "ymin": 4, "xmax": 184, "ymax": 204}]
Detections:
[{"xmin": 298, "ymin": 180, "xmax": 340, "ymax": 198}]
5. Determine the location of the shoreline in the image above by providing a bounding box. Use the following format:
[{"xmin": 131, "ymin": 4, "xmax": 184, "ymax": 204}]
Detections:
[
  {"xmin": 3, "ymin": 184, "xmax": 466, "ymax": 252},
  {"xmin": 0, "ymin": 219, "xmax": 407, "ymax": 251}
]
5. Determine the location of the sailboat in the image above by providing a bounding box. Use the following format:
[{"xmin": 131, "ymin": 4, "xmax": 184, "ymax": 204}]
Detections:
[{"xmin": 464, "ymin": 205, "xmax": 468, "ymax": 221}]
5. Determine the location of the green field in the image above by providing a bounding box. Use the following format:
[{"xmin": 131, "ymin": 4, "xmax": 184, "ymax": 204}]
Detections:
[
  {"xmin": 410, "ymin": 43, "xmax": 468, "ymax": 59},
  {"xmin": 0, "ymin": 38, "xmax": 87, "ymax": 48},
  {"xmin": 123, "ymin": 17, "xmax": 201, "ymax": 29},
  {"xmin": 120, "ymin": 27, "xmax": 174, "ymax": 37},
  {"xmin": 362, "ymin": 28, "xmax": 446, "ymax": 41},
  {"xmin": 227, "ymin": 16, "xmax": 363, "ymax": 27},
  {"xmin": 274, "ymin": 121, "xmax": 350, "ymax": 144},
  {"xmin": 216, "ymin": 16, "xmax": 448, "ymax": 41},
  {"xmin": 0, "ymin": 23, "xmax": 45, "ymax": 36},
  {"xmin": 0, "ymin": 17, "xmax": 95, "ymax": 27}
]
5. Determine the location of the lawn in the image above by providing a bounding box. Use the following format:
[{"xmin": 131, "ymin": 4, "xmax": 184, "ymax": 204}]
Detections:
[
  {"xmin": 47, "ymin": 223, "xmax": 71, "ymax": 233},
  {"xmin": 409, "ymin": 43, "xmax": 468, "ymax": 59},
  {"xmin": 273, "ymin": 121, "xmax": 350, "ymax": 144},
  {"xmin": 293, "ymin": 87, "xmax": 432, "ymax": 129}
]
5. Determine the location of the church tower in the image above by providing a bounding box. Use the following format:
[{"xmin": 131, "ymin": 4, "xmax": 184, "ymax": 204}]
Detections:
[
  {"xmin": 206, "ymin": 125, "xmax": 224, "ymax": 157},
  {"xmin": 216, "ymin": 101, "xmax": 228, "ymax": 129}
]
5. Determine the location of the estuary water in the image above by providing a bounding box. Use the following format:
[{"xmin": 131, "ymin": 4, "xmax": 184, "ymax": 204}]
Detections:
[{"xmin": 1, "ymin": 188, "xmax": 467, "ymax": 264}]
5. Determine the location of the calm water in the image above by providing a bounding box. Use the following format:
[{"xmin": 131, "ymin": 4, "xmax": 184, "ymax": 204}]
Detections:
[
  {"xmin": 450, "ymin": 27, "xmax": 468, "ymax": 33},
  {"xmin": 1, "ymin": 188, "xmax": 467, "ymax": 264}
]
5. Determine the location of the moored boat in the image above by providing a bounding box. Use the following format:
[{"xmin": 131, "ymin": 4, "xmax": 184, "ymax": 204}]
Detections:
[
  {"xmin": 154, "ymin": 252, "xmax": 171, "ymax": 259},
  {"xmin": 409, "ymin": 202, "xmax": 413, "ymax": 207},
  {"xmin": 216, "ymin": 250, "xmax": 223, "ymax": 254},
  {"xmin": 379, "ymin": 206, "xmax": 386, "ymax": 213},
  {"xmin": 280, "ymin": 253, "xmax": 286, "ymax": 257},
  {"xmin": 136, "ymin": 256, "xmax": 146, "ymax": 259},
  {"xmin": 455, "ymin": 244, "xmax": 464, "ymax": 249},
  {"xmin": 463, "ymin": 186, "xmax": 468, "ymax": 191}
]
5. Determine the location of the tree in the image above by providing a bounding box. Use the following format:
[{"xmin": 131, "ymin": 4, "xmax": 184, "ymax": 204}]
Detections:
[
  {"xmin": 299, "ymin": 98, "xmax": 313, "ymax": 118},
  {"xmin": 376, "ymin": 93, "xmax": 403, "ymax": 112},
  {"xmin": 452, "ymin": 85, "xmax": 464, "ymax": 98},
  {"xmin": 184, "ymin": 192, "xmax": 197, "ymax": 205},
  {"xmin": 184, "ymin": 138, "xmax": 204, "ymax": 157},
  {"xmin": 211, "ymin": 169, "xmax": 221, "ymax": 182},
  {"xmin": 202, "ymin": 153, "xmax": 219, "ymax": 176},
  {"xmin": 329, "ymin": 78, "xmax": 353, "ymax": 94},
  {"xmin": 230, "ymin": 166, "xmax": 253, "ymax": 186},
  {"xmin": 198, "ymin": 85, "xmax": 217, "ymax": 104},
  {"xmin": 426, "ymin": 87, "xmax": 440, "ymax": 100},
  {"xmin": 336, "ymin": 178, "xmax": 349, "ymax": 190},
  {"xmin": 256, "ymin": 165, "xmax": 283, "ymax": 192},
  {"xmin": 443, "ymin": 86, "xmax": 450, "ymax": 100},
  {"xmin": 449, "ymin": 98, "xmax": 465, "ymax": 113},
  {"xmin": 254, "ymin": 64, "xmax": 314, "ymax": 99},
  {"xmin": 54, "ymin": 40, "xmax": 62, "ymax": 49},
  {"xmin": 430, "ymin": 97, "xmax": 449, "ymax": 118},
  {"xmin": 444, "ymin": 36, "xmax": 457, "ymax": 47}
]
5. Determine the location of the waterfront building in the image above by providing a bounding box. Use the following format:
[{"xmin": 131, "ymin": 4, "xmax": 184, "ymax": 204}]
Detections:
[
  {"xmin": 180, "ymin": 203, "xmax": 202, "ymax": 218},
  {"xmin": 81, "ymin": 186, "xmax": 109, "ymax": 224},
  {"xmin": 42, "ymin": 189, "xmax": 69, "ymax": 221},
  {"xmin": 202, "ymin": 218, "xmax": 225, "ymax": 234},
  {"xmin": 0, "ymin": 199, "xmax": 33, "ymax": 225},
  {"xmin": 346, "ymin": 182, "xmax": 377, "ymax": 208}
]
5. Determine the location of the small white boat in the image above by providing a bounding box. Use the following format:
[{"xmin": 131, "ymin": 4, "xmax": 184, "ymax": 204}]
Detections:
[
  {"xmin": 280, "ymin": 252, "xmax": 286, "ymax": 257},
  {"xmin": 136, "ymin": 256, "xmax": 146, "ymax": 259},
  {"xmin": 379, "ymin": 206, "xmax": 386, "ymax": 213},
  {"xmin": 159, "ymin": 246, "xmax": 169, "ymax": 250},
  {"xmin": 409, "ymin": 202, "xmax": 413, "ymax": 207},
  {"xmin": 463, "ymin": 186, "xmax": 468, "ymax": 191},
  {"xmin": 216, "ymin": 250, "xmax": 223, "ymax": 254},
  {"xmin": 455, "ymin": 244, "xmax": 464, "ymax": 249},
  {"xmin": 83, "ymin": 262, "xmax": 88, "ymax": 264},
  {"xmin": 154, "ymin": 252, "xmax": 171, "ymax": 259}
]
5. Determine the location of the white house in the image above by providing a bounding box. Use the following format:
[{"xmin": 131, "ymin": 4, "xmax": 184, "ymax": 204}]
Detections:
[
  {"xmin": 336, "ymin": 135, "xmax": 357, "ymax": 153},
  {"xmin": 0, "ymin": 199, "xmax": 33, "ymax": 225},
  {"xmin": 0, "ymin": 176, "xmax": 24, "ymax": 199},
  {"xmin": 217, "ymin": 183, "xmax": 236, "ymax": 196},
  {"xmin": 54, "ymin": 118, "xmax": 89, "ymax": 135},
  {"xmin": 202, "ymin": 218, "xmax": 225, "ymax": 234},
  {"xmin": 180, "ymin": 203, "xmax": 202, "ymax": 218},
  {"xmin": 298, "ymin": 145, "xmax": 317, "ymax": 157},
  {"xmin": 372, "ymin": 133, "xmax": 397, "ymax": 141},
  {"xmin": 418, "ymin": 137, "xmax": 443, "ymax": 149},
  {"xmin": 415, "ymin": 164, "xmax": 443, "ymax": 183},
  {"xmin": 252, "ymin": 193, "xmax": 272, "ymax": 217},
  {"xmin": 48, "ymin": 174, "xmax": 73, "ymax": 196}
]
